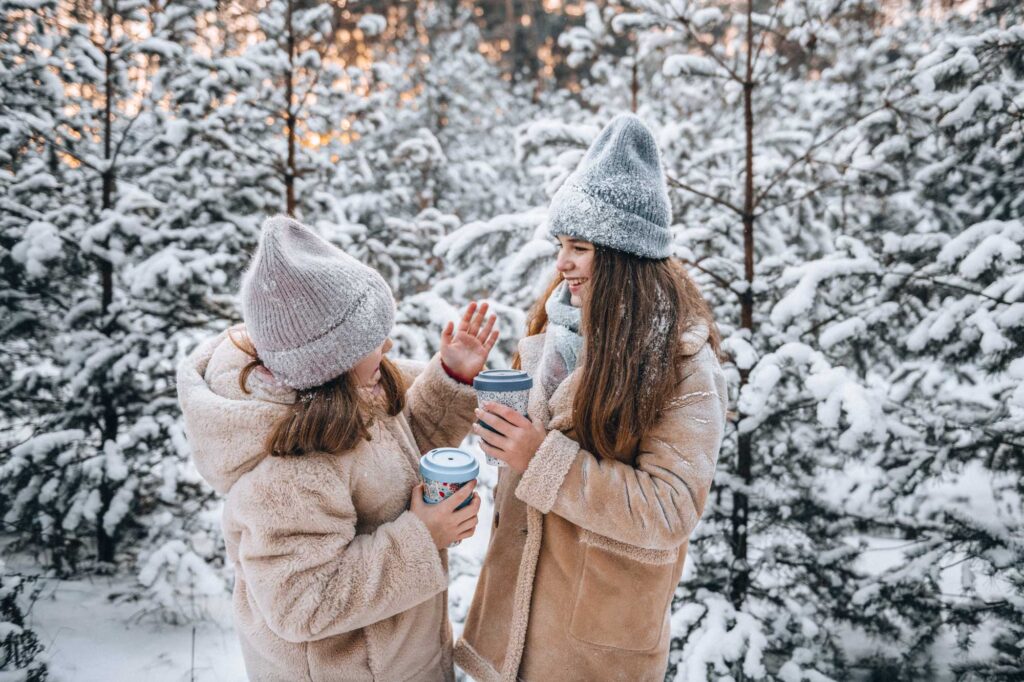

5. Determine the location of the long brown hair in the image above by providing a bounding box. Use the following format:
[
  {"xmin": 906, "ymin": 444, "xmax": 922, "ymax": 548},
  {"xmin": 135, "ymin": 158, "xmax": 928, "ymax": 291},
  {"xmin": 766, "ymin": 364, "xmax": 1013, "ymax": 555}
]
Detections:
[
  {"xmin": 515, "ymin": 249, "xmax": 721, "ymax": 462},
  {"xmin": 229, "ymin": 329, "xmax": 406, "ymax": 456}
]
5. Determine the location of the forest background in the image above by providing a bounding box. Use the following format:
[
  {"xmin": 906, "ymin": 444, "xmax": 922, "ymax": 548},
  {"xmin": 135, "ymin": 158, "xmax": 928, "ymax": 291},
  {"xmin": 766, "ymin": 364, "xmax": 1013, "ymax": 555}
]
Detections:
[{"xmin": 1, "ymin": 0, "xmax": 1022, "ymax": 679}]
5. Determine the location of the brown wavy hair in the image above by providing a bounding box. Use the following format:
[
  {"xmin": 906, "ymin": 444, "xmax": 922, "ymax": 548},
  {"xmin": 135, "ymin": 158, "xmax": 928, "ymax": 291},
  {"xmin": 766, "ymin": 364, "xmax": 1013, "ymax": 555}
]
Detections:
[
  {"xmin": 229, "ymin": 329, "xmax": 406, "ymax": 456},
  {"xmin": 514, "ymin": 248, "xmax": 721, "ymax": 462}
]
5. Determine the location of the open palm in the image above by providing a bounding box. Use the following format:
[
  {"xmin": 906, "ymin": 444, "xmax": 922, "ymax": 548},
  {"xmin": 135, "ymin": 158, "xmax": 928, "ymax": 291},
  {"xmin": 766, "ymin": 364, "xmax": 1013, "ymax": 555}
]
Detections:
[{"xmin": 440, "ymin": 301, "xmax": 499, "ymax": 381}]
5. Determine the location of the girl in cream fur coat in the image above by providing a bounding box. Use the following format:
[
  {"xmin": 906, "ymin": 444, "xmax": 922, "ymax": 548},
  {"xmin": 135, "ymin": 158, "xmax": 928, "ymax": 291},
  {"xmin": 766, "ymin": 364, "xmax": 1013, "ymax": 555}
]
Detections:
[{"xmin": 177, "ymin": 216, "xmax": 499, "ymax": 682}]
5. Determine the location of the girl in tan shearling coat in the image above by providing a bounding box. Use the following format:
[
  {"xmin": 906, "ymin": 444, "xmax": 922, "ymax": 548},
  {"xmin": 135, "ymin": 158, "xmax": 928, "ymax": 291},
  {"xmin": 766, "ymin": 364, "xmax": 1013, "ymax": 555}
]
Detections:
[
  {"xmin": 177, "ymin": 216, "xmax": 500, "ymax": 682},
  {"xmin": 455, "ymin": 115, "xmax": 727, "ymax": 681}
]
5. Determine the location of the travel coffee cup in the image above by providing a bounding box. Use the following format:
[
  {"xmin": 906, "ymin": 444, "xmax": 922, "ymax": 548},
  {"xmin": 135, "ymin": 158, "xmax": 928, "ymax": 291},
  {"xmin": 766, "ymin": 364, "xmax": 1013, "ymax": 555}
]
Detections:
[
  {"xmin": 473, "ymin": 369, "xmax": 533, "ymax": 467},
  {"xmin": 419, "ymin": 448, "xmax": 479, "ymax": 545}
]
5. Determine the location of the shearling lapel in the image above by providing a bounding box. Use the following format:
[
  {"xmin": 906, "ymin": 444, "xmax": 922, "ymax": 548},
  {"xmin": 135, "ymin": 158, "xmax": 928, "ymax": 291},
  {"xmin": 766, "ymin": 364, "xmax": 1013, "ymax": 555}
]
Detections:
[
  {"xmin": 518, "ymin": 334, "xmax": 545, "ymax": 377},
  {"xmin": 383, "ymin": 417, "xmax": 423, "ymax": 472},
  {"xmin": 546, "ymin": 370, "xmax": 579, "ymax": 432},
  {"xmin": 518, "ymin": 334, "xmax": 550, "ymax": 425}
]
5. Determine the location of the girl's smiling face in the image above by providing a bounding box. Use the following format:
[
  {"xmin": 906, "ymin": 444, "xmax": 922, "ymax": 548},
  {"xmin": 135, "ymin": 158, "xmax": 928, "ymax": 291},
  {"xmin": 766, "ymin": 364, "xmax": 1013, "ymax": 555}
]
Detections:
[
  {"xmin": 554, "ymin": 236, "xmax": 596, "ymax": 307},
  {"xmin": 352, "ymin": 337, "xmax": 393, "ymax": 393}
]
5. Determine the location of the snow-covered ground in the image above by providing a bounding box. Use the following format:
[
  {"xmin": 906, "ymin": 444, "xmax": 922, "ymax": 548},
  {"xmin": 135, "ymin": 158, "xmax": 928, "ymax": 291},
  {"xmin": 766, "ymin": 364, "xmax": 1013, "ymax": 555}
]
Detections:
[
  {"xmin": 27, "ymin": 575, "xmax": 244, "ymax": 682},
  {"xmin": 18, "ymin": 527, "xmax": 492, "ymax": 682}
]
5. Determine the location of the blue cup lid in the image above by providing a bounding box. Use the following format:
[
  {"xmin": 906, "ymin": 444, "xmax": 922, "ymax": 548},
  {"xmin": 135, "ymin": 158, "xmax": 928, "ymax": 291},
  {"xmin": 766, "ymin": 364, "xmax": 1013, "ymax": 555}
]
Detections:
[
  {"xmin": 419, "ymin": 448, "xmax": 480, "ymax": 483},
  {"xmin": 473, "ymin": 369, "xmax": 533, "ymax": 392}
]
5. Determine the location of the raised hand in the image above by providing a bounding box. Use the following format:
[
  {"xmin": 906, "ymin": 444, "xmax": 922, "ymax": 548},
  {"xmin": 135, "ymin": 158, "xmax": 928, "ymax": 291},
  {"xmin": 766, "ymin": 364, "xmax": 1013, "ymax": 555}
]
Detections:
[{"xmin": 439, "ymin": 301, "xmax": 499, "ymax": 381}]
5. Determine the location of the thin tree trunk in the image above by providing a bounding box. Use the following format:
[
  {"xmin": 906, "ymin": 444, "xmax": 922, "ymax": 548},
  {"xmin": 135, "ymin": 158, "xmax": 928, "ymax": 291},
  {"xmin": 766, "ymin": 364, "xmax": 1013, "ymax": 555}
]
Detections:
[
  {"xmin": 730, "ymin": 0, "xmax": 756, "ymax": 618},
  {"xmin": 505, "ymin": 0, "xmax": 517, "ymax": 80},
  {"xmin": 97, "ymin": 0, "xmax": 118, "ymax": 565},
  {"xmin": 101, "ymin": 2, "xmax": 114, "ymax": 314},
  {"xmin": 285, "ymin": 0, "xmax": 297, "ymax": 215},
  {"xmin": 630, "ymin": 39, "xmax": 639, "ymax": 113}
]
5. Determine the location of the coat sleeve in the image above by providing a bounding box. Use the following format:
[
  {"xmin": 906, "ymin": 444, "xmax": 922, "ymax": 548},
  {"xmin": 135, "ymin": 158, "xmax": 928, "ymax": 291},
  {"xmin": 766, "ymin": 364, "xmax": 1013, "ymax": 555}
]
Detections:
[
  {"xmin": 230, "ymin": 462, "xmax": 447, "ymax": 643},
  {"xmin": 399, "ymin": 355, "xmax": 478, "ymax": 453},
  {"xmin": 514, "ymin": 347, "xmax": 727, "ymax": 551}
]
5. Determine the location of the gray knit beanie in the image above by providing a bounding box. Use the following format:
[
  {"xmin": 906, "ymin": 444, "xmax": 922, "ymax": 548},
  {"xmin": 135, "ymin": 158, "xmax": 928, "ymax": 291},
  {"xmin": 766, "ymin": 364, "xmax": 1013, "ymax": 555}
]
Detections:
[
  {"xmin": 548, "ymin": 114, "xmax": 671, "ymax": 259},
  {"xmin": 239, "ymin": 215, "xmax": 395, "ymax": 390}
]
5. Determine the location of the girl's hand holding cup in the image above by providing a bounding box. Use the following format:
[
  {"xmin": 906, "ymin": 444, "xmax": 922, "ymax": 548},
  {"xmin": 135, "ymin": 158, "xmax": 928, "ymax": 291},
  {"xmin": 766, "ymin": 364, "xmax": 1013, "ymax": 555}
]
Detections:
[
  {"xmin": 411, "ymin": 480, "xmax": 480, "ymax": 549},
  {"xmin": 415, "ymin": 449, "xmax": 481, "ymax": 548},
  {"xmin": 473, "ymin": 402, "xmax": 546, "ymax": 475}
]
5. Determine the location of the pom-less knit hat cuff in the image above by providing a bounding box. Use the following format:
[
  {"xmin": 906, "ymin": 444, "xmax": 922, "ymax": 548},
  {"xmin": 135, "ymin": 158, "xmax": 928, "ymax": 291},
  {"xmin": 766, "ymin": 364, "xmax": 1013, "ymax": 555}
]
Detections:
[
  {"xmin": 259, "ymin": 274, "xmax": 395, "ymax": 390},
  {"xmin": 548, "ymin": 183, "xmax": 671, "ymax": 259}
]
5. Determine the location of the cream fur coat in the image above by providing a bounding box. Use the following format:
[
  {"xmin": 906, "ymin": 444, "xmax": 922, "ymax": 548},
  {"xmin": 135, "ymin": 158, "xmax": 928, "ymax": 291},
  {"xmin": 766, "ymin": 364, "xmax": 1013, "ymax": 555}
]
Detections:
[{"xmin": 177, "ymin": 326, "xmax": 478, "ymax": 682}]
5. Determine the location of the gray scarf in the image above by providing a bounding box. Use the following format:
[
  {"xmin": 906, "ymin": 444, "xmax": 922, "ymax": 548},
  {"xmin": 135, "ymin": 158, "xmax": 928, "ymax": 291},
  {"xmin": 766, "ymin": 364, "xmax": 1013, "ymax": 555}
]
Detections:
[{"xmin": 538, "ymin": 281, "xmax": 583, "ymax": 398}]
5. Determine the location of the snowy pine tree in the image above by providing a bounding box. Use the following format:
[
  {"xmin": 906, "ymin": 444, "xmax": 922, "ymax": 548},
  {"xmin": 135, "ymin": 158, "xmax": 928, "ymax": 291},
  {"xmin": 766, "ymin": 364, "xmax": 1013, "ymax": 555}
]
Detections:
[
  {"xmin": 2, "ymin": 0, "xmax": 1021, "ymax": 672},
  {"xmin": 1, "ymin": 2, "xmax": 233, "ymax": 618},
  {"xmin": 323, "ymin": 3, "xmax": 544, "ymax": 361},
  {"xmin": 435, "ymin": 0, "xmax": 1024, "ymax": 677},
  {"xmin": 830, "ymin": 12, "xmax": 1024, "ymax": 676},
  {"xmin": 0, "ymin": 561, "xmax": 47, "ymax": 681}
]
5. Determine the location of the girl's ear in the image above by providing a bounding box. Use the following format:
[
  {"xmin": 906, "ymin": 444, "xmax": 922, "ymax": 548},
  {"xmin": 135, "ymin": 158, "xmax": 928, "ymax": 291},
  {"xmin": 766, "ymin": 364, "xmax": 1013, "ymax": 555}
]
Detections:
[{"xmin": 254, "ymin": 365, "xmax": 289, "ymax": 388}]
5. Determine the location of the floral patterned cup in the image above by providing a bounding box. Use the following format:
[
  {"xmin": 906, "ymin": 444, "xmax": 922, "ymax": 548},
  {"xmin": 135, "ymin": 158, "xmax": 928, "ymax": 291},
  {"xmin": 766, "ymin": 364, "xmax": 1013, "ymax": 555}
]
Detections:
[{"xmin": 419, "ymin": 448, "xmax": 480, "ymax": 546}]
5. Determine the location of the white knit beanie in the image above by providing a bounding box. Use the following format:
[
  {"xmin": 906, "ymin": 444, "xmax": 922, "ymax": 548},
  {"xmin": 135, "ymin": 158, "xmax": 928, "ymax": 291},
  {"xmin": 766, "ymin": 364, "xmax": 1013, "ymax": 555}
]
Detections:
[{"xmin": 239, "ymin": 215, "xmax": 395, "ymax": 390}]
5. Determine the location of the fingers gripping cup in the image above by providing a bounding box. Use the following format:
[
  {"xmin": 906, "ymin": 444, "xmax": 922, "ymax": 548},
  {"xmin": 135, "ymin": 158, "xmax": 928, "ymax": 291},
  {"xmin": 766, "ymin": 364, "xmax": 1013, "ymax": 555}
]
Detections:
[
  {"xmin": 420, "ymin": 448, "xmax": 479, "ymax": 546},
  {"xmin": 473, "ymin": 369, "xmax": 533, "ymax": 467}
]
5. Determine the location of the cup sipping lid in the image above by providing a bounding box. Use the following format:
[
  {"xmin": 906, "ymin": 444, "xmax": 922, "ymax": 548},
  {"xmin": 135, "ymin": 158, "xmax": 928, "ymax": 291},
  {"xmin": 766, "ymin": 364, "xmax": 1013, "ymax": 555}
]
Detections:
[
  {"xmin": 419, "ymin": 448, "xmax": 480, "ymax": 483},
  {"xmin": 473, "ymin": 368, "xmax": 533, "ymax": 392}
]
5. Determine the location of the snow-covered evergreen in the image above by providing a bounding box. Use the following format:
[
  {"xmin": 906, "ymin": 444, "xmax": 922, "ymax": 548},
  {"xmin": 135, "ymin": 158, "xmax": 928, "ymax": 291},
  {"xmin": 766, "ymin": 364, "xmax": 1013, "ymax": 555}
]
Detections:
[
  {"xmin": 1, "ymin": 0, "xmax": 1021, "ymax": 678},
  {"xmin": 433, "ymin": 0, "xmax": 1023, "ymax": 678},
  {"xmin": 0, "ymin": 560, "xmax": 47, "ymax": 681}
]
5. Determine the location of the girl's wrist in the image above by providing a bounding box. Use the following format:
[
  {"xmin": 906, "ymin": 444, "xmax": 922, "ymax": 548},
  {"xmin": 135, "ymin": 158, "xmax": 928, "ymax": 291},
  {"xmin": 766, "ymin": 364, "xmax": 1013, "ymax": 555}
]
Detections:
[{"xmin": 441, "ymin": 358, "xmax": 474, "ymax": 385}]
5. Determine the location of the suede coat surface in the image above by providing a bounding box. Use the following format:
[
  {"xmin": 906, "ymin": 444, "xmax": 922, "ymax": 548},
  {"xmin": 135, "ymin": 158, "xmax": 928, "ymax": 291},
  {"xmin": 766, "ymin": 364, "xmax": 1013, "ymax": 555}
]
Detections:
[
  {"xmin": 177, "ymin": 326, "xmax": 478, "ymax": 682},
  {"xmin": 455, "ymin": 324, "xmax": 727, "ymax": 682}
]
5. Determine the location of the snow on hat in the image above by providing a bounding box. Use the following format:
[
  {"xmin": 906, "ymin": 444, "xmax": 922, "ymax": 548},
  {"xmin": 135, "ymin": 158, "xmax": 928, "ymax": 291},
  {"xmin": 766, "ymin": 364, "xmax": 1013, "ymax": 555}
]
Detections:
[
  {"xmin": 548, "ymin": 113, "xmax": 672, "ymax": 259},
  {"xmin": 239, "ymin": 215, "xmax": 395, "ymax": 390}
]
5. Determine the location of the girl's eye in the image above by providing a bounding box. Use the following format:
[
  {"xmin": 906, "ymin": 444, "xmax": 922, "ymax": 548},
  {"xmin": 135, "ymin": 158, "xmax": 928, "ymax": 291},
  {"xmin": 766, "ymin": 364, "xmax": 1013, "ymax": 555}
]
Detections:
[{"xmin": 574, "ymin": 246, "xmax": 588, "ymax": 253}]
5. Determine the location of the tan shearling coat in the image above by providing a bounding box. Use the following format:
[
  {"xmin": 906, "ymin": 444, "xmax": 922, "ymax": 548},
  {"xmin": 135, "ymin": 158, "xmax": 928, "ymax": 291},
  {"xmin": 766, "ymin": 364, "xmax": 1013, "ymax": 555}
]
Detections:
[
  {"xmin": 455, "ymin": 324, "xmax": 727, "ymax": 682},
  {"xmin": 177, "ymin": 326, "xmax": 478, "ymax": 682}
]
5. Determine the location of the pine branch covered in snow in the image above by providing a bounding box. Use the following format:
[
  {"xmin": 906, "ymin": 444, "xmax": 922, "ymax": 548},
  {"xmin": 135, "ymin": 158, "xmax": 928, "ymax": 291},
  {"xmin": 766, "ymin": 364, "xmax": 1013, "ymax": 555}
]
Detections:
[
  {"xmin": 0, "ymin": 0, "xmax": 236, "ymax": 618},
  {"xmin": 2, "ymin": 0, "xmax": 1021, "ymax": 675},
  {"xmin": 0, "ymin": 561, "xmax": 47, "ymax": 681}
]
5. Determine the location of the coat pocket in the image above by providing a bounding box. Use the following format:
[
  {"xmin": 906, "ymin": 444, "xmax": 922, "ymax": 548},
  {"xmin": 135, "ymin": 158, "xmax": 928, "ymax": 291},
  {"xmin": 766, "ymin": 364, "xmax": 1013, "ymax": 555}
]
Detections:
[{"xmin": 567, "ymin": 533, "xmax": 678, "ymax": 652}]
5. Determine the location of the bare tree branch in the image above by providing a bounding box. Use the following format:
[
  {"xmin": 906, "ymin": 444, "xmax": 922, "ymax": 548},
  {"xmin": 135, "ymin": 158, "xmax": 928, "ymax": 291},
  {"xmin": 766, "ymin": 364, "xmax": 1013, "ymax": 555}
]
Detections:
[
  {"xmin": 681, "ymin": 258, "xmax": 735, "ymax": 290},
  {"xmin": 752, "ymin": 127, "xmax": 855, "ymax": 209},
  {"xmin": 666, "ymin": 174, "xmax": 744, "ymax": 215},
  {"xmin": 666, "ymin": 11, "xmax": 745, "ymax": 83},
  {"xmin": 751, "ymin": 0, "xmax": 784, "ymax": 71},
  {"xmin": 755, "ymin": 177, "xmax": 844, "ymax": 216},
  {"xmin": 0, "ymin": 107, "xmax": 102, "ymax": 172},
  {"xmin": 110, "ymin": 107, "xmax": 147, "ymax": 164}
]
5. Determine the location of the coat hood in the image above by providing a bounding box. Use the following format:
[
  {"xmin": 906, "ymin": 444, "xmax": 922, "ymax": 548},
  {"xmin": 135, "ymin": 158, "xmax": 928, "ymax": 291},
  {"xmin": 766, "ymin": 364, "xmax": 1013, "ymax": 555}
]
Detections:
[{"xmin": 176, "ymin": 325, "xmax": 294, "ymax": 494}]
